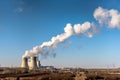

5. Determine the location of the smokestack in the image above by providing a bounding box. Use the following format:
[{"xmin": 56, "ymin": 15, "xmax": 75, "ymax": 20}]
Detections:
[
  {"xmin": 21, "ymin": 57, "xmax": 28, "ymax": 68},
  {"xmin": 29, "ymin": 56, "xmax": 38, "ymax": 70}
]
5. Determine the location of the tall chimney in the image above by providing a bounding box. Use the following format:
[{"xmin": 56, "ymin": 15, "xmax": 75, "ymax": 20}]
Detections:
[
  {"xmin": 21, "ymin": 57, "xmax": 28, "ymax": 68},
  {"xmin": 29, "ymin": 56, "xmax": 38, "ymax": 70}
]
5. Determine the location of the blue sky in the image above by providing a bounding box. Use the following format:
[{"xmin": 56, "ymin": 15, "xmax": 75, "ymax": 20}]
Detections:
[{"xmin": 0, "ymin": 0, "xmax": 120, "ymax": 68}]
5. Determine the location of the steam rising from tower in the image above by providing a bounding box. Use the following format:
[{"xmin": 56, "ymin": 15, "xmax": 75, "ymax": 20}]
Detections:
[
  {"xmin": 21, "ymin": 7, "xmax": 120, "ymax": 68},
  {"xmin": 23, "ymin": 22, "xmax": 96, "ymax": 58}
]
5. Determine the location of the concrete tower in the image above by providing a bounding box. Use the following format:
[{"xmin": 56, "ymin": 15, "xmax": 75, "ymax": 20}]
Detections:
[
  {"xmin": 21, "ymin": 57, "xmax": 28, "ymax": 68},
  {"xmin": 29, "ymin": 56, "xmax": 38, "ymax": 70}
]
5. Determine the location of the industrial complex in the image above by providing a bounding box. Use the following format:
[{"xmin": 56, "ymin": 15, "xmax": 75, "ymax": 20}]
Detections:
[{"xmin": 0, "ymin": 56, "xmax": 120, "ymax": 80}]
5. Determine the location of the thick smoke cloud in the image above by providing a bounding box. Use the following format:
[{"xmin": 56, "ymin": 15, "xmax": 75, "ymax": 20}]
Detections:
[
  {"xmin": 94, "ymin": 7, "xmax": 120, "ymax": 28},
  {"xmin": 23, "ymin": 7, "xmax": 120, "ymax": 58},
  {"xmin": 23, "ymin": 22, "xmax": 95, "ymax": 58}
]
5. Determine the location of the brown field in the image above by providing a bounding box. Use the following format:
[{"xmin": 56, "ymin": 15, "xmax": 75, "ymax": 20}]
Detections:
[{"xmin": 1, "ymin": 67, "xmax": 120, "ymax": 80}]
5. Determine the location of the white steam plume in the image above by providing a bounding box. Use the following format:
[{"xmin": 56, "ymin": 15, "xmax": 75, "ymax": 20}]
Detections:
[
  {"xmin": 23, "ymin": 22, "xmax": 96, "ymax": 58},
  {"xmin": 23, "ymin": 7, "xmax": 120, "ymax": 58},
  {"xmin": 94, "ymin": 7, "xmax": 120, "ymax": 28}
]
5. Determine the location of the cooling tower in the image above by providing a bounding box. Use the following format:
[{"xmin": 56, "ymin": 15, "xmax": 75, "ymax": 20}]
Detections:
[
  {"xmin": 21, "ymin": 57, "xmax": 28, "ymax": 68},
  {"xmin": 29, "ymin": 56, "xmax": 38, "ymax": 70}
]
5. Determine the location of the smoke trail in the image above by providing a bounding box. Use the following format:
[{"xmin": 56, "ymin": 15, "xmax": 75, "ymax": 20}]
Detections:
[
  {"xmin": 94, "ymin": 7, "xmax": 120, "ymax": 28},
  {"xmin": 23, "ymin": 22, "xmax": 96, "ymax": 58},
  {"xmin": 23, "ymin": 7, "xmax": 120, "ymax": 58}
]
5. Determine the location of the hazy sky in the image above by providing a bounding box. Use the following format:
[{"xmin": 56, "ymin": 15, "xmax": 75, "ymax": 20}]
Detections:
[{"xmin": 0, "ymin": 0, "xmax": 120, "ymax": 68}]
